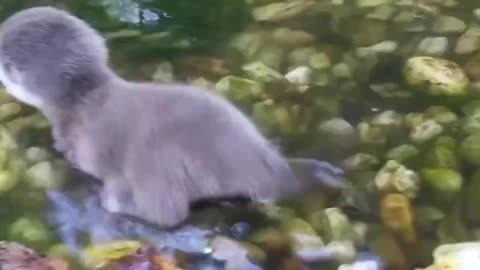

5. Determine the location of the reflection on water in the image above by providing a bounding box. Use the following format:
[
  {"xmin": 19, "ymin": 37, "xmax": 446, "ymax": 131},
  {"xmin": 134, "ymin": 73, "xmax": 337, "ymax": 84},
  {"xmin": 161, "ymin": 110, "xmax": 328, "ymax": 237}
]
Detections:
[{"xmin": 1, "ymin": 0, "xmax": 480, "ymax": 269}]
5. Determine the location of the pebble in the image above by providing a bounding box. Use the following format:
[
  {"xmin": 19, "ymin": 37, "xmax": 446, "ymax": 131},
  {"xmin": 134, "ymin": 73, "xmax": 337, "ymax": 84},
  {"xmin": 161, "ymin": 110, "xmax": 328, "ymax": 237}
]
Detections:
[
  {"xmin": 356, "ymin": 0, "xmax": 393, "ymax": 8},
  {"xmin": 332, "ymin": 63, "xmax": 352, "ymax": 79},
  {"xmin": 366, "ymin": 5, "xmax": 395, "ymax": 21},
  {"xmin": 285, "ymin": 66, "xmax": 312, "ymax": 85},
  {"xmin": 475, "ymin": 9, "xmax": 480, "ymax": 23},
  {"xmin": 365, "ymin": 40, "xmax": 398, "ymax": 53},
  {"xmin": 418, "ymin": 37, "xmax": 449, "ymax": 56},
  {"xmin": 455, "ymin": 28, "xmax": 480, "ymax": 55},
  {"xmin": 432, "ymin": 15, "xmax": 466, "ymax": 34}
]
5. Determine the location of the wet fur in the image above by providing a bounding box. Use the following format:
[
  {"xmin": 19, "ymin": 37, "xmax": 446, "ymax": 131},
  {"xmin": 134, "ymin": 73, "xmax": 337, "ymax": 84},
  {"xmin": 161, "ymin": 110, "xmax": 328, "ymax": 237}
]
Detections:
[{"xmin": 0, "ymin": 7, "xmax": 343, "ymax": 228}]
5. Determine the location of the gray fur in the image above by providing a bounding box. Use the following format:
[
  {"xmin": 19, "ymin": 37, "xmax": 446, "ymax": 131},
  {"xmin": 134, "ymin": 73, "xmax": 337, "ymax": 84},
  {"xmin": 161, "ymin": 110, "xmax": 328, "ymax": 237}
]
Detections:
[{"xmin": 0, "ymin": 7, "xmax": 343, "ymax": 228}]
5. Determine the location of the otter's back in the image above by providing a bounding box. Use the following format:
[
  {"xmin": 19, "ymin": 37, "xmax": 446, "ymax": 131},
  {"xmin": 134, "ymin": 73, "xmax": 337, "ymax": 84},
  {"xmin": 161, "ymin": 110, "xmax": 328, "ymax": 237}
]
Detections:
[{"xmin": 87, "ymin": 82, "xmax": 296, "ymax": 201}]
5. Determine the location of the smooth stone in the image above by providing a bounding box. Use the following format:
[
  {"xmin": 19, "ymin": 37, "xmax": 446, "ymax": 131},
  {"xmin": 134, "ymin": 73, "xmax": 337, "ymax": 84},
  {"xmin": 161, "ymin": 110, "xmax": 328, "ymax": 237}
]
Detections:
[
  {"xmin": 358, "ymin": 40, "xmax": 398, "ymax": 54},
  {"xmin": 455, "ymin": 28, "xmax": 480, "ymax": 55},
  {"xmin": 367, "ymin": 5, "xmax": 395, "ymax": 21},
  {"xmin": 475, "ymin": 9, "xmax": 480, "ymax": 23},
  {"xmin": 285, "ymin": 66, "xmax": 312, "ymax": 85},
  {"xmin": 332, "ymin": 63, "xmax": 352, "ymax": 79},
  {"xmin": 432, "ymin": 16, "xmax": 466, "ymax": 34},
  {"xmin": 252, "ymin": 0, "xmax": 315, "ymax": 22},
  {"xmin": 418, "ymin": 37, "xmax": 448, "ymax": 56},
  {"xmin": 356, "ymin": 0, "xmax": 393, "ymax": 8}
]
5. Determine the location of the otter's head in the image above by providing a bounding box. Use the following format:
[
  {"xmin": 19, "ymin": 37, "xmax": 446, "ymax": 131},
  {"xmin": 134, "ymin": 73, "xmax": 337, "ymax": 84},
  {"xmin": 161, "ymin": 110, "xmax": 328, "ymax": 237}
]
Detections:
[{"xmin": 0, "ymin": 7, "xmax": 111, "ymax": 109}]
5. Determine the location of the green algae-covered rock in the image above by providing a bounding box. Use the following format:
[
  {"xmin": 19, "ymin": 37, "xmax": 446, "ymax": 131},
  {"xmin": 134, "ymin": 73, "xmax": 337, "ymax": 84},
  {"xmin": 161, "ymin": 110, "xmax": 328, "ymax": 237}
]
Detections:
[
  {"xmin": 415, "ymin": 206, "xmax": 446, "ymax": 230},
  {"xmin": 24, "ymin": 147, "xmax": 51, "ymax": 165},
  {"xmin": 374, "ymin": 160, "xmax": 420, "ymax": 199},
  {"xmin": 252, "ymin": 0, "xmax": 315, "ymax": 22},
  {"xmin": 424, "ymin": 144, "xmax": 458, "ymax": 169},
  {"xmin": 215, "ymin": 76, "xmax": 263, "ymax": 101},
  {"xmin": 424, "ymin": 106, "xmax": 458, "ymax": 126},
  {"xmin": 421, "ymin": 168, "xmax": 463, "ymax": 202},
  {"xmin": 25, "ymin": 160, "xmax": 68, "ymax": 190},
  {"xmin": 0, "ymin": 103, "xmax": 21, "ymax": 122},
  {"xmin": 404, "ymin": 56, "xmax": 469, "ymax": 96},
  {"xmin": 8, "ymin": 217, "xmax": 52, "ymax": 250},
  {"xmin": 460, "ymin": 134, "xmax": 480, "ymax": 166},
  {"xmin": 0, "ymin": 171, "xmax": 17, "ymax": 193},
  {"xmin": 410, "ymin": 119, "xmax": 444, "ymax": 144},
  {"xmin": 342, "ymin": 153, "xmax": 380, "ymax": 171},
  {"xmin": 385, "ymin": 144, "xmax": 419, "ymax": 165},
  {"xmin": 242, "ymin": 61, "xmax": 284, "ymax": 83},
  {"xmin": 465, "ymin": 171, "xmax": 480, "ymax": 225}
]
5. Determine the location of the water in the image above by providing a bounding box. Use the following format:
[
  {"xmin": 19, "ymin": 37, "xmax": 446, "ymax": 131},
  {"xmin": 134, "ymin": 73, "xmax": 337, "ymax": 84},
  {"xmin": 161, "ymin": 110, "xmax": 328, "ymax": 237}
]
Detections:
[{"xmin": 1, "ymin": 0, "xmax": 480, "ymax": 269}]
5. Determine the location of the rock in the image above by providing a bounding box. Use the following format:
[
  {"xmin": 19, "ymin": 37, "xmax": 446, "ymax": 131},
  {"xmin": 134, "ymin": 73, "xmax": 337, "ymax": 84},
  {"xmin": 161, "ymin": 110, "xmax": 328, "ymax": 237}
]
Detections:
[
  {"xmin": 289, "ymin": 47, "xmax": 317, "ymax": 66},
  {"xmin": 358, "ymin": 40, "xmax": 398, "ymax": 54},
  {"xmin": 8, "ymin": 217, "xmax": 51, "ymax": 250},
  {"xmin": 215, "ymin": 76, "xmax": 263, "ymax": 101},
  {"xmin": 370, "ymin": 110, "xmax": 403, "ymax": 128},
  {"xmin": 286, "ymin": 218, "xmax": 325, "ymax": 255},
  {"xmin": 318, "ymin": 117, "xmax": 356, "ymax": 147},
  {"xmin": 424, "ymin": 106, "xmax": 458, "ymax": 126},
  {"xmin": 354, "ymin": 20, "xmax": 387, "ymax": 47},
  {"xmin": 322, "ymin": 208, "xmax": 355, "ymax": 242},
  {"xmin": 342, "ymin": 153, "xmax": 379, "ymax": 171},
  {"xmin": 410, "ymin": 119, "xmax": 443, "ymax": 144},
  {"xmin": 380, "ymin": 193, "xmax": 415, "ymax": 244},
  {"xmin": 285, "ymin": 66, "xmax": 312, "ymax": 85},
  {"xmin": 374, "ymin": 160, "xmax": 420, "ymax": 199},
  {"xmin": 404, "ymin": 56, "xmax": 469, "ymax": 96},
  {"xmin": 431, "ymin": 242, "xmax": 480, "ymax": 270},
  {"xmin": 367, "ymin": 225, "xmax": 410, "ymax": 270},
  {"xmin": 25, "ymin": 160, "xmax": 68, "ymax": 190},
  {"xmin": 475, "ymin": 9, "xmax": 480, "ymax": 23},
  {"xmin": 455, "ymin": 28, "xmax": 480, "ymax": 55},
  {"xmin": 249, "ymin": 228, "xmax": 291, "ymax": 253},
  {"xmin": 356, "ymin": 0, "xmax": 393, "ymax": 8},
  {"xmin": 424, "ymin": 143, "xmax": 458, "ymax": 169},
  {"xmin": 357, "ymin": 122, "xmax": 386, "ymax": 146},
  {"xmin": 366, "ymin": 5, "xmax": 395, "ymax": 21},
  {"xmin": 152, "ymin": 61, "xmax": 174, "ymax": 82},
  {"xmin": 421, "ymin": 168, "xmax": 463, "ymax": 202},
  {"xmin": 465, "ymin": 171, "xmax": 480, "ymax": 225},
  {"xmin": 309, "ymin": 52, "xmax": 331, "ymax": 70},
  {"xmin": 432, "ymin": 15, "xmax": 466, "ymax": 34},
  {"xmin": 414, "ymin": 206, "xmax": 445, "ymax": 230},
  {"xmin": 418, "ymin": 37, "xmax": 448, "ymax": 56},
  {"xmin": 0, "ymin": 103, "xmax": 21, "ymax": 122},
  {"xmin": 271, "ymin": 27, "xmax": 315, "ymax": 48},
  {"xmin": 0, "ymin": 171, "xmax": 17, "ymax": 193},
  {"xmin": 256, "ymin": 46, "xmax": 286, "ymax": 71},
  {"xmin": 252, "ymin": 0, "xmax": 315, "ymax": 22},
  {"xmin": 230, "ymin": 31, "xmax": 265, "ymax": 59},
  {"xmin": 464, "ymin": 52, "xmax": 480, "ymax": 81},
  {"xmin": 385, "ymin": 144, "xmax": 419, "ymax": 165},
  {"xmin": 242, "ymin": 61, "xmax": 283, "ymax": 83},
  {"xmin": 460, "ymin": 134, "xmax": 480, "ymax": 166},
  {"xmin": 332, "ymin": 63, "xmax": 352, "ymax": 79},
  {"xmin": 211, "ymin": 236, "xmax": 263, "ymax": 270},
  {"xmin": 25, "ymin": 147, "xmax": 51, "ymax": 165}
]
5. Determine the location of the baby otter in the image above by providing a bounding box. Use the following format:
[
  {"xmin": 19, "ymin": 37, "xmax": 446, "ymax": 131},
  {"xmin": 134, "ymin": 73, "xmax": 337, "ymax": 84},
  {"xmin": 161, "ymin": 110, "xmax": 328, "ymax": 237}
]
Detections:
[{"xmin": 0, "ymin": 7, "xmax": 343, "ymax": 228}]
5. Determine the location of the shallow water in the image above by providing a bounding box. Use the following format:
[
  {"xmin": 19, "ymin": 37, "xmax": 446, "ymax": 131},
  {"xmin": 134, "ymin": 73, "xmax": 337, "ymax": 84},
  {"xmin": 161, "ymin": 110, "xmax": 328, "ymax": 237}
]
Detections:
[{"xmin": 2, "ymin": 0, "xmax": 480, "ymax": 269}]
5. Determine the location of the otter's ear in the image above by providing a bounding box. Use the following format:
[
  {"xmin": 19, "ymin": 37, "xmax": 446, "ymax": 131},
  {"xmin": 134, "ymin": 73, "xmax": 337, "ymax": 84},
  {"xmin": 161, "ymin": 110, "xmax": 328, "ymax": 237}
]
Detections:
[{"xmin": 1, "ymin": 62, "xmax": 22, "ymax": 84}]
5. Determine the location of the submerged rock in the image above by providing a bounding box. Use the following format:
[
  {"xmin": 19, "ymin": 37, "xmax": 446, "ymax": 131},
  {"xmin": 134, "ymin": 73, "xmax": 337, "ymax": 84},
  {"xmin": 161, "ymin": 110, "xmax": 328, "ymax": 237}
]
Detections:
[
  {"xmin": 460, "ymin": 134, "xmax": 480, "ymax": 166},
  {"xmin": 374, "ymin": 160, "xmax": 420, "ymax": 199},
  {"xmin": 418, "ymin": 37, "xmax": 449, "ymax": 56},
  {"xmin": 242, "ymin": 61, "xmax": 283, "ymax": 83},
  {"xmin": 430, "ymin": 242, "xmax": 480, "ymax": 270},
  {"xmin": 421, "ymin": 168, "xmax": 463, "ymax": 202},
  {"xmin": 455, "ymin": 28, "xmax": 480, "ymax": 55},
  {"xmin": 285, "ymin": 66, "xmax": 312, "ymax": 85},
  {"xmin": 432, "ymin": 15, "xmax": 467, "ymax": 34},
  {"xmin": 252, "ymin": 0, "xmax": 315, "ymax": 22},
  {"xmin": 380, "ymin": 193, "xmax": 416, "ymax": 244},
  {"xmin": 404, "ymin": 56, "xmax": 469, "ymax": 96}
]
